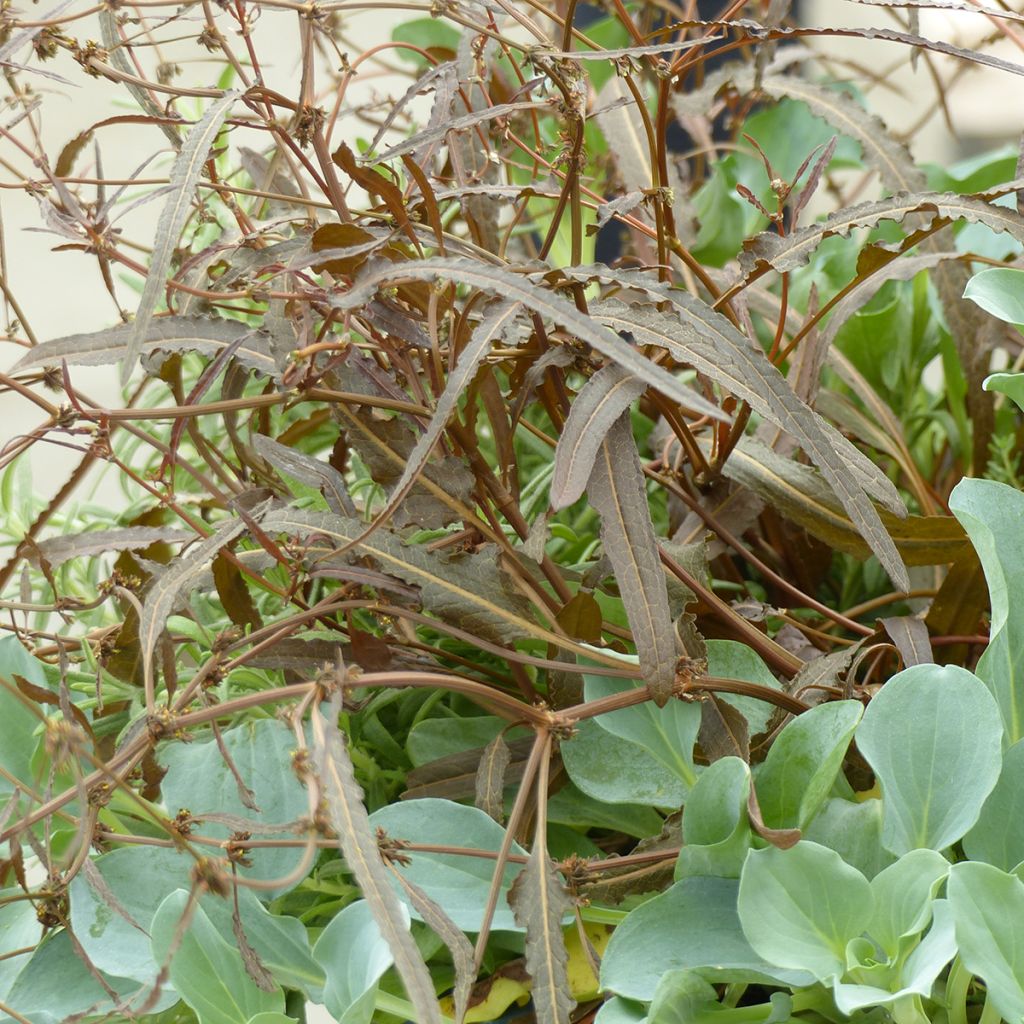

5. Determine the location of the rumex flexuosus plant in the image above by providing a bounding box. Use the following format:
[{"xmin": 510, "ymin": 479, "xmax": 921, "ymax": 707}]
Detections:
[{"xmin": 1, "ymin": 1, "xmax": 1024, "ymax": 1023}]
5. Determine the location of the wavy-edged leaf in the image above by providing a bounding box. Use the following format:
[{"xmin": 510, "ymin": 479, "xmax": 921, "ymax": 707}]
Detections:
[
  {"xmin": 707, "ymin": 435, "xmax": 970, "ymax": 566},
  {"xmin": 674, "ymin": 67, "xmax": 923, "ymax": 193},
  {"xmin": 99, "ymin": 8, "xmax": 183, "ymax": 149},
  {"xmin": 509, "ymin": 847, "xmax": 576, "ymax": 1024},
  {"xmin": 329, "ymin": 257, "xmax": 730, "ymax": 423},
  {"xmin": 552, "ymin": 365, "xmax": 648, "ymax": 510},
  {"xmin": 388, "ymin": 870, "xmax": 475, "ymax": 1024},
  {"xmin": 29, "ymin": 526, "xmax": 192, "ymax": 569},
  {"xmin": 879, "ymin": 616, "xmax": 933, "ymax": 667},
  {"xmin": 331, "ymin": 400, "xmax": 475, "ymax": 530},
  {"xmin": 588, "ymin": 414, "xmax": 677, "ymax": 706},
  {"xmin": 699, "ymin": 694, "xmax": 750, "ymax": 763},
  {"xmin": 253, "ymin": 434, "xmax": 355, "ymax": 516},
  {"xmin": 313, "ymin": 701, "xmax": 441, "ymax": 1024},
  {"xmin": 261, "ymin": 508, "xmax": 548, "ymax": 647},
  {"xmin": 591, "ymin": 299, "xmax": 908, "ymax": 587},
  {"xmin": 138, "ymin": 518, "xmax": 245, "ymax": 699},
  {"xmin": 364, "ymin": 299, "xmax": 521, "ymax": 532},
  {"xmin": 372, "ymin": 100, "xmax": 543, "ymax": 163},
  {"xmin": 738, "ymin": 188, "xmax": 1024, "ymax": 279},
  {"xmin": 12, "ymin": 316, "xmax": 278, "ymax": 378},
  {"xmin": 475, "ymin": 731, "xmax": 511, "ymax": 823},
  {"xmin": 122, "ymin": 91, "xmax": 239, "ymax": 384}
]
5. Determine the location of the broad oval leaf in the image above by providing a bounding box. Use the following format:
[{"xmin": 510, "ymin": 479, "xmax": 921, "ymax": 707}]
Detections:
[
  {"xmin": 561, "ymin": 718, "xmax": 688, "ymax": 809},
  {"xmin": 949, "ymin": 862, "xmax": 1024, "ymax": 1024},
  {"xmin": 150, "ymin": 889, "xmax": 285, "ymax": 1024},
  {"xmin": 964, "ymin": 266, "xmax": 1024, "ymax": 325},
  {"xmin": 738, "ymin": 841, "xmax": 873, "ymax": 983},
  {"xmin": 754, "ymin": 700, "xmax": 863, "ymax": 831},
  {"xmin": 867, "ymin": 849, "xmax": 950, "ymax": 957},
  {"xmin": 312, "ymin": 899, "xmax": 406, "ymax": 1024},
  {"xmin": 964, "ymin": 739, "xmax": 1024, "ymax": 869},
  {"xmin": 601, "ymin": 876, "xmax": 814, "ymax": 1001},
  {"xmin": 367, "ymin": 798, "xmax": 527, "ymax": 932},
  {"xmin": 856, "ymin": 664, "xmax": 1003, "ymax": 855},
  {"xmin": 159, "ymin": 718, "xmax": 312, "ymax": 893},
  {"xmin": 675, "ymin": 756, "xmax": 753, "ymax": 880},
  {"xmin": 949, "ymin": 477, "xmax": 1024, "ymax": 744},
  {"xmin": 70, "ymin": 845, "xmax": 192, "ymax": 986},
  {"xmin": 803, "ymin": 797, "xmax": 896, "ymax": 880},
  {"xmin": 583, "ymin": 666, "xmax": 701, "ymax": 791}
]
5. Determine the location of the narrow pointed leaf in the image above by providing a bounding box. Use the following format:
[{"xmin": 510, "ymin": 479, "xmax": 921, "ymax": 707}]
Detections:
[
  {"xmin": 313, "ymin": 703, "xmax": 441, "ymax": 1024},
  {"xmin": 253, "ymin": 434, "xmax": 355, "ymax": 516},
  {"xmin": 590, "ymin": 299, "xmax": 908, "ymax": 587},
  {"xmin": 551, "ymin": 365, "xmax": 647, "ymax": 510},
  {"xmin": 122, "ymin": 91, "xmax": 239, "ymax": 384},
  {"xmin": 509, "ymin": 847, "xmax": 576, "ymax": 1024},
  {"xmin": 328, "ymin": 258, "xmax": 730, "ymax": 423},
  {"xmin": 138, "ymin": 517, "xmax": 245, "ymax": 699},
  {"xmin": 12, "ymin": 316, "xmax": 278, "ymax": 378},
  {"xmin": 261, "ymin": 508, "xmax": 548, "ymax": 646},
  {"xmin": 587, "ymin": 415, "xmax": 677, "ymax": 706},
  {"xmin": 475, "ymin": 732, "xmax": 511, "ymax": 823},
  {"xmin": 364, "ymin": 299, "xmax": 521, "ymax": 531}
]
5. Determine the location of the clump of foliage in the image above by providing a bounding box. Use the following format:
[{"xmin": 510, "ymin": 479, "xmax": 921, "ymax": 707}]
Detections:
[{"xmin": 2, "ymin": 1, "xmax": 1024, "ymax": 1023}]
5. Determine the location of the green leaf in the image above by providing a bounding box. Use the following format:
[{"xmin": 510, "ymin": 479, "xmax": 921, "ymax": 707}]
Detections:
[
  {"xmin": 834, "ymin": 900, "xmax": 956, "ymax": 1014},
  {"xmin": 312, "ymin": 899, "xmax": 405, "ymax": 1024},
  {"xmin": 600, "ymin": 876, "xmax": 815, "ymax": 1001},
  {"xmin": 949, "ymin": 862, "xmax": 1024, "ymax": 1024},
  {"xmin": 964, "ymin": 266, "xmax": 1024, "ymax": 325},
  {"xmin": 70, "ymin": 846, "xmax": 192, "ymax": 986},
  {"xmin": 867, "ymin": 849, "xmax": 951, "ymax": 957},
  {"xmin": 245, "ymin": 1015, "xmax": 298, "ymax": 1024},
  {"xmin": 199, "ymin": 887, "xmax": 324, "ymax": 1002},
  {"xmin": 151, "ymin": 890, "xmax": 285, "ymax": 1024},
  {"xmin": 0, "ymin": 890, "xmax": 43, "ymax": 1006},
  {"xmin": 159, "ymin": 719, "xmax": 312, "ymax": 893},
  {"xmin": 0, "ymin": 634, "xmax": 48, "ymax": 798},
  {"xmin": 5, "ymin": 927, "xmax": 165, "ymax": 1023},
  {"xmin": 754, "ymin": 701, "xmax": 862, "ymax": 830},
  {"xmin": 984, "ymin": 371, "xmax": 1024, "ymax": 414},
  {"xmin": 391, "ymin": 18, "xmax": 461, "ymax": 64},
  {"xmin": 705, "ymin": 640, "xmax": 782, "ymax": 736},
  {"xmin": 367, "ymin": 798, "xmax": 527, "ymax": 932},
  {"xmin": 950, "ymin": 478, "xmax": 1024, "ymax": 744},
  {"xmin": 647, "ymin": 969, "xmax": 720, "ymax": 1024},
  {"xmin": 675, "ymin": 756, "xmax": 753, "ymax": 880},
  {"xmin": 594, "ymin": 997, "xmax": 648, "ymax": 1024},
  {"xmin": 561, "ymin": 718, "xmax": 688, "ymax": 809},
  {"xmin": 803, "ymin": 798, "xmax": 896, "ymax": 880},
  {"xmin": 738, "ymin": 841, "xmax": 873, "ymax": 982},
  {"xmin": 583, "ymin": 663, "xmax": 700, "ymax": 790},
  {"xmin": 856, "ymin": 664, "xmax": 1003, "ymax": 854},
  {"xmin": 965, "ymin": 739, "xmax": 1024, "ymax": 869}
]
